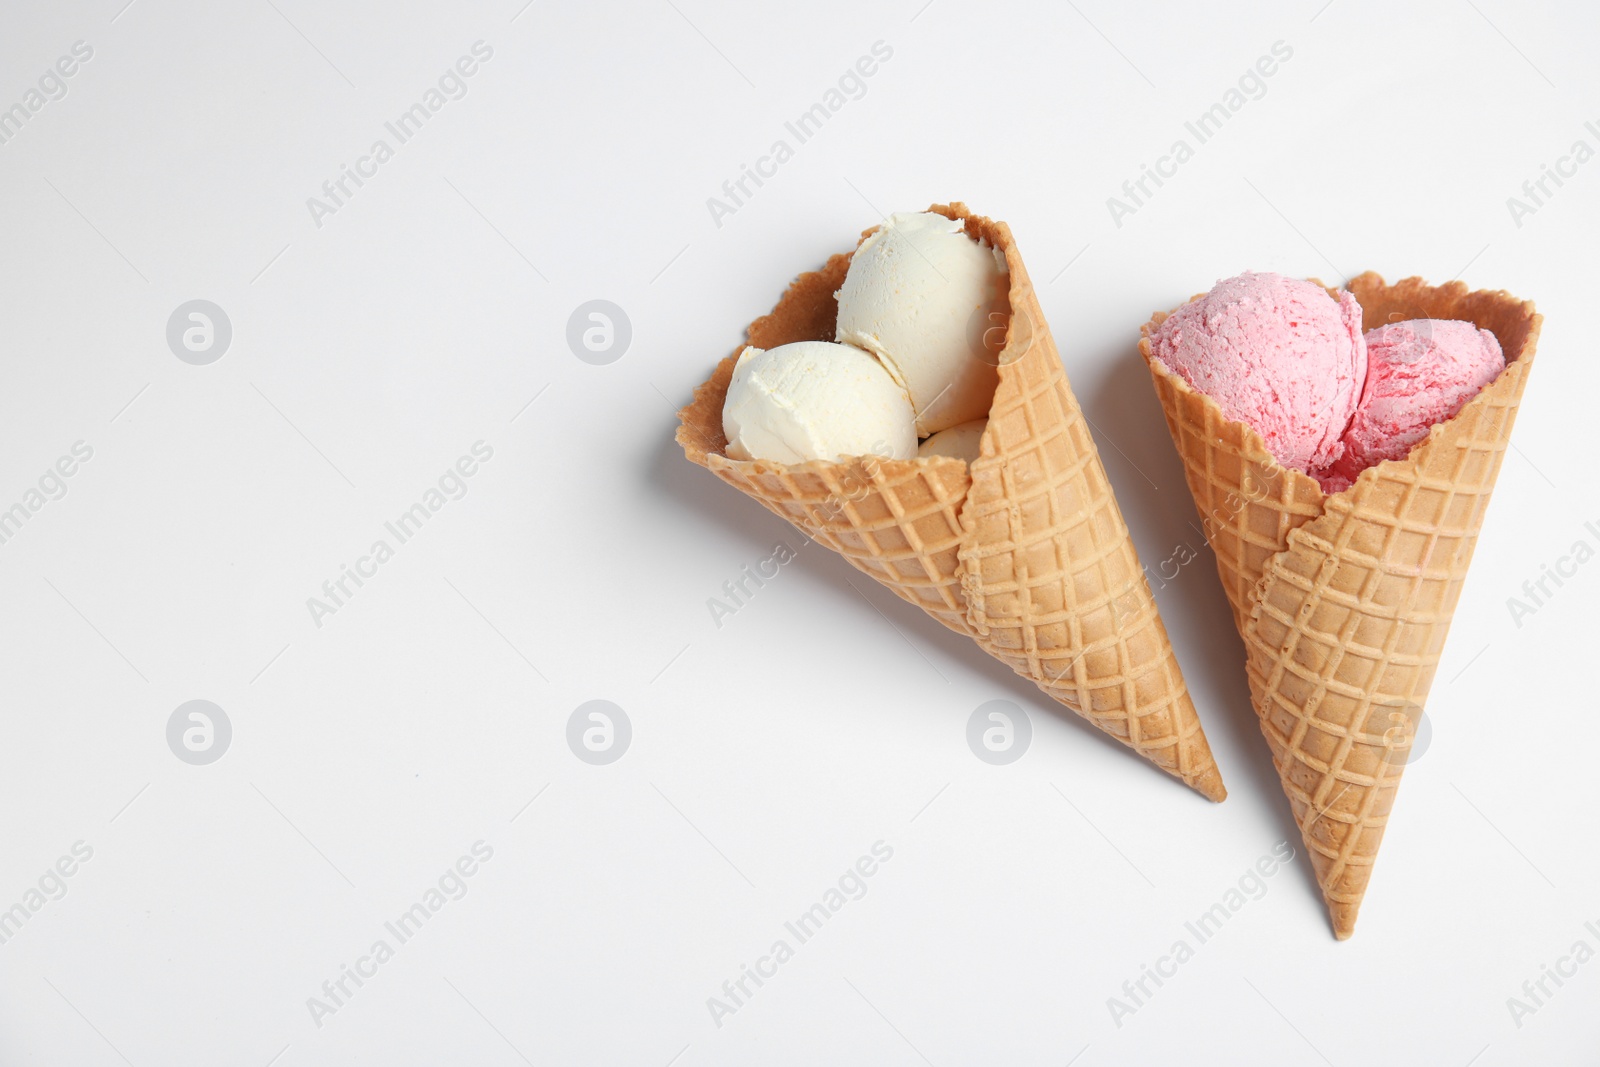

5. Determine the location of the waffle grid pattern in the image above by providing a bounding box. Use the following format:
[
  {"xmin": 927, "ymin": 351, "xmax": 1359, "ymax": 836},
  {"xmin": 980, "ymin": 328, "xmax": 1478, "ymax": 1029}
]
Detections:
[
  {"xmin": 709, "ymin": 454, "xmax": 974, "ymax": 634},
  {"xmin": 963, "ymin": 291, "xmax": 1221, "ymax": 794},
  {"xmin": 1143, "ymin": 310, "xmax": 1325, "ymax": 633},
  {"xmin": 1142, "ymin": 273, "xmax": 1540, "ymax": 936},
  {"xmin": 1248, "ymin": 351, "xmax": 1529, "ymax": 935},
  {"xmin": 679, "ymin": 204, "xmax": 1226, "ymax": 800}
]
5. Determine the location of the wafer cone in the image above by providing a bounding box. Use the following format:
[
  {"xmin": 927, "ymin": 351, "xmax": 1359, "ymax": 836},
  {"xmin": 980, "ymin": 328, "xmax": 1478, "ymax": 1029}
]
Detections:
[
  {"xmin": 678, "ymin": 203, "xmax": 1225, "ymax": 801},
  {"xmin": 1141, "ymin": 273, "xmax": 1541, "ymax": 936}
]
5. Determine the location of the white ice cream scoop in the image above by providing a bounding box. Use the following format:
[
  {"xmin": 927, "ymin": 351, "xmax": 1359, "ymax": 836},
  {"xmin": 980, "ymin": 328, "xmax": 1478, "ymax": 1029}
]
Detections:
[
  {"xmin": 835, "ymin": 211, "xmax": 1009, "ymax": 435},
  {"xmin": 916, "ymin": 419, "xmax": 987, "ymax": 463},
  {"xmin": 721, "ymin": 340, "xmax": 918, "ymax": 464}
]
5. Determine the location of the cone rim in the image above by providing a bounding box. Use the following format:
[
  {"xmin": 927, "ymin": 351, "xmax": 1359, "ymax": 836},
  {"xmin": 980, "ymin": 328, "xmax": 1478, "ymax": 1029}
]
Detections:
[
  {"xmin": 677, "ymin": 202, "xmax": 1027, "ymax": 480},
  {"xmin": 1138, "ymin": 271, "xmax": 1542, "ymax": 506}
]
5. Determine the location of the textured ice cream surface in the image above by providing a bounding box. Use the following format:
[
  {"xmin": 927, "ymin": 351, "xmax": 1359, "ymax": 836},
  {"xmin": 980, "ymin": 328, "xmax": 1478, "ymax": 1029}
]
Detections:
[
  {"xmin": 916, "ymin": 419, "xmax": 987, "ymax": 463},
  {"xmin": 1314, "ymin": 319, "xmax": 1505, "ymax": 493},
  {"xmin": 835, "ymin": 211, "xmax": 1008, "ymax": 435},
  {"xmin": 721, "ymin": 341, "xmax": 917, "ymax": 464},
  {"xmin": 1149, "ymin": 272, "xmax": 1367, "ymax": 474}
]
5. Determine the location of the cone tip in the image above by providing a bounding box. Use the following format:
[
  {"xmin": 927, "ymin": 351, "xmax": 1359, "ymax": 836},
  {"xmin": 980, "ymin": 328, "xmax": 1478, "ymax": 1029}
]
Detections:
[
  {"xmin": 1194, "ymin": 773, "xmax": 1227, "ymax": 803},
  {"xmin": 1329, "ymin": 901, "xmax": 1360, "ymax": 940}
]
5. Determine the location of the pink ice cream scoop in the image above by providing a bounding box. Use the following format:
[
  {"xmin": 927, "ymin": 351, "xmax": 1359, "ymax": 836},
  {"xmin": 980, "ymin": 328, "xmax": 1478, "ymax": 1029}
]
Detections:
[
  {"xmin": 1314, "ymin": 319, "xmax": 1504, "ymax": 493},
  {"xmin": 1149, "ymin": 272, "xmax": 1366, "ymax": 475}
]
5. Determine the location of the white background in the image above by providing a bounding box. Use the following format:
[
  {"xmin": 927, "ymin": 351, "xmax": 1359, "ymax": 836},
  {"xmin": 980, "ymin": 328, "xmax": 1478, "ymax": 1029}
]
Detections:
[{"xmin": 0, "ymin": 0, "xmax": 1595, "ymax": 1064}]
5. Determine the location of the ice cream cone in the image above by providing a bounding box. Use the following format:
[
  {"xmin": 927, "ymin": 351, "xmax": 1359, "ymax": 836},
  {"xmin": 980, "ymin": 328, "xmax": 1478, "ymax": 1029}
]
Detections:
[
  {"xmin": 678, "ymin": 203, "xmax": 1226, "ymax": 801},
  {"xmin": 1141, "ymin": 273, "xmax": 1541, "ymax": 936}
]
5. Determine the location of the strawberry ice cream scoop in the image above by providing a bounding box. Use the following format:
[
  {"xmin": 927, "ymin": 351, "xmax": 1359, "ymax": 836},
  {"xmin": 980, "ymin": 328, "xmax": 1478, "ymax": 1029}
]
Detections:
[
  {"xmin": 1314, "ymin": 319, "xmax": 1504, "ymax": 493},
  {"xmin": 1148, "ymin": 272, "xmax": 1366, "ymax": 475}
]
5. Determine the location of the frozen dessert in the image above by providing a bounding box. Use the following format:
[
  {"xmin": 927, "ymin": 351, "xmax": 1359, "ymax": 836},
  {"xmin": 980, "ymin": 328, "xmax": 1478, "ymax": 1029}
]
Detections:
[
  {"xmin": 720, "ymin": 210, "xmax": 1011, "ymax": 467},
  {"xmin": 687, "ymin": 203, "xmax": 1228, "ymax": 800},
  {"xmin": 1149, "ymin": 272, "xmax": 1509, "ymax": 496},
  {"xmin": 916, "ymin": 419, "xmax": 987, "ymax": 462},
  {"xmin": 1146, "ymin": 272, "xmax": 1366, "ymax": 475},
  {"xmin": 1141, "ymin": 270, "xmax": 1540, "ymax": 939},
  {"xmin": 722, "ymin": 341, "xmax": 917, "ymax": 464},
  {"xmin": 1315, "ymin": 319, "xmax": 1505, "ymax": 492},
  {"xmin": 835, "ymin": 211, "xmax": 1008, "ymax": 434}
]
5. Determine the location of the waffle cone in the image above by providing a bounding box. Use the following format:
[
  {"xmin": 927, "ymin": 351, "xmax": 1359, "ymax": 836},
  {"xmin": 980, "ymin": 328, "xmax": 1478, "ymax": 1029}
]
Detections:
[
  {"xmin": 678, "ymin": 204, "xmax": 1225, "ymax": 801},
  {"xmin": 1141, "ymin": 273, "xmax": 1541, "ymax": 937}
]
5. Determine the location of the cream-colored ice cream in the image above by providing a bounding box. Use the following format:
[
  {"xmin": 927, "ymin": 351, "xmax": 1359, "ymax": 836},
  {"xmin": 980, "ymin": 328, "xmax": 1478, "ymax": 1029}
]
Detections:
[
  {"xmin": 721, "ymin": 341, "xmax": 917, "ymax": 464},
  {"xmin": 835, "ymin": 211, "xmax": 1008, "ymax": 434},
  {"xmin": 916, "ymin": 419, "xmax": 987, "ymax": 463}
]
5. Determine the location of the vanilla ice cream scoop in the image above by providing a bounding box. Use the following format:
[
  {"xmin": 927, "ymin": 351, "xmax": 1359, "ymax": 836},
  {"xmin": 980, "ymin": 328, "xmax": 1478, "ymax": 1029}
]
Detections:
[
  {"xmin": 916, "ymin": 419, "xmax": 987, "ymax": 463},
  {"xmin": 835, "ymin": 211, "xmax": 1008, "ymax": 434},
  {"xmin": 722, "ymin": 341, "xmax": 917, "ymax": 464}
]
